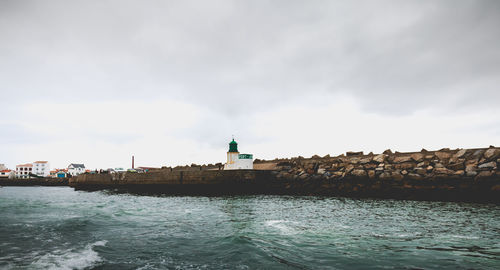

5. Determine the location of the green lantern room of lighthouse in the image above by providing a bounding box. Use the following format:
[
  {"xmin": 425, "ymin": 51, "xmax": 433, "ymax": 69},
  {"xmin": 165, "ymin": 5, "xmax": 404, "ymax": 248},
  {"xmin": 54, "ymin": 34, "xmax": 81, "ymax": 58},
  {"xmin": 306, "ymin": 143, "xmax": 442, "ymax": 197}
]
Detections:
[{"xmin": 228, "ymin": 139, "xmax": 238, "ymax": 153}]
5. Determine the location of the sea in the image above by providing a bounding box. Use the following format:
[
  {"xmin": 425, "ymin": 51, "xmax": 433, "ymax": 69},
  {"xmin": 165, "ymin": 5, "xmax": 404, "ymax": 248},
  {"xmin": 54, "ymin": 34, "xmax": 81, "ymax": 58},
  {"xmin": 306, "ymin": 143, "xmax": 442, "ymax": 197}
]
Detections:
[{"xmin": 0, "ymin": 186, "xmax": 499, "ymax": 269}]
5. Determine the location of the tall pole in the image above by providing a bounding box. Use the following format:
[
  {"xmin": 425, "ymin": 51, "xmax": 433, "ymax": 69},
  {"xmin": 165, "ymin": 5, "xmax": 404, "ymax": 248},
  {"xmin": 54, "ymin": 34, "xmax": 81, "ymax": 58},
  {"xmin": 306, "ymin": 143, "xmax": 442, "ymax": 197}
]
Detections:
[{"xmin": 132, "ymin": 155, "xmax": 135, "ymax": 169}]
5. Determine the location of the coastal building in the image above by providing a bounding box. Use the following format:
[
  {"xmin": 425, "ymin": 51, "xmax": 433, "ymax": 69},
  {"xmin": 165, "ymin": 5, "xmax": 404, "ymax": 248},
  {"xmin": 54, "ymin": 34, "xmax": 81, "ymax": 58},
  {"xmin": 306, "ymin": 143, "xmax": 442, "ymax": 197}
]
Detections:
[
  {"xmin": 16, "ymin": 164, "xmax": 33, "ymax": 179},
  {"xmin": 224, "ymin": 138, "xmax": 253, "ymax": 170},
  {"xmin": 0, "ymin": 164, "xmax": 6, "ymax": 170},
  {"xmin": 49, "ymin": 169, "xmax": 68, "ymax": 178},
  {"xmin": 68, "ymin": 163, "xmax": 85, "ymax": 176},
  {"xmin": 0, "ymin": 169, "xmax": 14, "ymax": 178},
  {"xmin": 33, "ymin": 161, "xmax": 50, "ymax": 177},
  {"xmin": 56, "ymin": 170, "xmax": 68, "ymax": 178}
]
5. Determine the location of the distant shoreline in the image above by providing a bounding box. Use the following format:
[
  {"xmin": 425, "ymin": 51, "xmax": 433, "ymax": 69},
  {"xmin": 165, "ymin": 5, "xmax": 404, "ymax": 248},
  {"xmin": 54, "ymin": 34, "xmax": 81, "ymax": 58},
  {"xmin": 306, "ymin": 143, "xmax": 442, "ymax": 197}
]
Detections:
[{"xmin": 2, "ymin": 147, "xmax": 499, "ymax": 204}]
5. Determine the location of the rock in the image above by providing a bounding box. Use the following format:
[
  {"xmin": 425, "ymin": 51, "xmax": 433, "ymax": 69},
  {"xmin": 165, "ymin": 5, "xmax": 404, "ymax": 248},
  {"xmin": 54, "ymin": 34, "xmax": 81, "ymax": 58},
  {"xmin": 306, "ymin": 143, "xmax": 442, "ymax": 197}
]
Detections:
[
  {"xmin": 392, "ymin": 172, "xmax": 404, "ymax": 181},
  {"xmin": 466, "ymin": 171, "xmax": 478, "ymax": 177},
  {"xmin": 434, "ymin": 168, "xmax": 454, "ymax": 175},
  {"xmin": 454, "ymin": 170, "xmax": 465, "ymax": 176},
  {"xmin": 317, "ymin": 168, "xmax": 326, "ymax": 175},
  {"xmin": 465, "ymin": 164, "xmax": 477, "ymax": 172},
  {"xmin": 346, "ymin": 151, "xmax": 363, "ymax": 156},
  {"xmin": 373, "ymin": 154, "xmax": 386, "ymax": 163},
  {"xmin": 394, "ymin": 156, "xmax": 412, "ymax": 163},
  {"xmin": 363, "ymin": 163, "xmax": 377, "ymax": 169},
  {"xmin": 421, "ymin": 148, "xmax": 428, "ymax": 153},
  {"xmin": 349, "ymin": 157, "xmax": 360, "ymax": 164},
  {"xmin": 417, "ymin": 161, "xmax": 426, "ymax": 167},
  {"xmin": 478, "ymin": 162, "xmax": 496, "ymax": 169},
  {"xmin": 454, "ymin": 149, "xmax": 467, "ymax": 159},
  {"xmin": 411, "ymin": 153, "xmax": 424, "ymax": 162},
  {"xmin": 375, "ymin": 167, "xmax": 384, "ymax": 172},
  {"xmin": 299, "ymin": 173, "xmax": 309, "ymax": 180},
  {"xmin": 450, "ymin": 149, "xmax": 467, "ymax": 163},
  {"xmin": 426, "ymin": 165, "xmax": 434, "ymax": 172},
  {"xmin": 351, "ymin": 169, "xmax": 367, "ymax": 177},
  {"xmin": 379, "ymin": 172, "xmax": 392, "ymax": 180},
  {"xmin": 483, "ymin": 148, "xmax": 499, "ymax": 160},
  {"xmin": 359, "ymin": 157, "xmax": 372, "ymax": 164},
  {"xmin": 447, "ymin": 162, "xmax": 465, "ymax": 171},
  {"xmin": 471, "ymin": 150, "xmax": 484, "ymax": 159},
  {"xmin": 415, "ymin": 168, "xmax": 427, "ymax": 175},
  {"xmin": 345, "ymin": 164, "xmax": 354, "ymax": 174},
  {"xmin": 465, "ymin": 159, "xmax": 478, "ymax": 166},
  {"xmin": 475, "ymin": 171, "xmax": 494, "ymax": 180},
  {"xmin": 383, "ymin": 149, "xmax": 392, "ymax": 155},
  {"xmin": 397, "ymin": 162, "xmax": 416, "ymax": 170},
  {"xmin": 435, "ymin": 151, "xmax": 452, "ymax": 160},
  {"xmin": 434, "ymin": 163, "xmax": 444, "ymax": 168},
  {"xmin": 425, "ymin": 154, "xmax": 435, "ymax": 160},
  {"xmin": 401, "ymin": 170, "xmax": 408, "ymax": 175},
  {"xmin": 407, "ymin": 173, "xmax": 423, "ymax": 180},
  {"xmin": 332, "ymin": 171, "xmax": 343, "ymax": 178},
  {"xmin": 367, "ymin": 170, "xmax": 376, "ymax": 179}
]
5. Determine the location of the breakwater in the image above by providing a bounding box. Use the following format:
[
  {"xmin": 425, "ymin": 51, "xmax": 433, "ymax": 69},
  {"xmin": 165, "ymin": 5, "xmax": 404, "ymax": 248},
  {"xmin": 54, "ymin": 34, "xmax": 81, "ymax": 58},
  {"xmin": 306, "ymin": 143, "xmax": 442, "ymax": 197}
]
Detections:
[
  {"xmin": 0, "ymin": 177, "xmax": 68, "ymax": 186},
  {"xmin": 70, "ymin": 170, "xmax": 275, "ymax": 195},
  {"xmin": 69, "ymin": 147, "xmax": 500, "ymax": 202},
  {"xmin": 269, "ymin": 147, "xmax": 500, "ymax": 203}
]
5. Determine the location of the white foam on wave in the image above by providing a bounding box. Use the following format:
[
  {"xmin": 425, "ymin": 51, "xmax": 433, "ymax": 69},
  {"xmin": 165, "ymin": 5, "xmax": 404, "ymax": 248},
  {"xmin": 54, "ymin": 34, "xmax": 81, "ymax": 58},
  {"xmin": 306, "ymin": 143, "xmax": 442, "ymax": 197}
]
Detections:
[
  {"xmin": 265, "ymin": 220, "xmax": 296, "ymax": 235},
  {"xmin": 31, "ymin": 240, "xmax": 107, "ymax": 270},
  {"xmin": 370, "ymin": 232, "xmax": 422, "ymax": 238},
  {"xmin": 449, "ymin": 235, "xmax": 480, "ymax": 240}
]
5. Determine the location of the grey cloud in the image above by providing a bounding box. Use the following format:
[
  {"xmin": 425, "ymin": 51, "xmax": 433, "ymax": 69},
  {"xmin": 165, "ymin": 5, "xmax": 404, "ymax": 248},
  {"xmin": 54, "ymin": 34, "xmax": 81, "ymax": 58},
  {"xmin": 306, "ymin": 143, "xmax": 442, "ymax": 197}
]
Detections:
[{"xmin": 0, "ymin": 0, "xmax": 499, "ymax": 116}]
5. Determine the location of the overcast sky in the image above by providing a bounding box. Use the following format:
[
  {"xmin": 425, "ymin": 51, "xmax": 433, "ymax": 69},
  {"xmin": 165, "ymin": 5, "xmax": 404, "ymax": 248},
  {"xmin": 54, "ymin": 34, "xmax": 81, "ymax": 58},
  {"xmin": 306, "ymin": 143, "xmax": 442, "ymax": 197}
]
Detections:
[{"xmin": 1, "ymin": 0, "xmax": 499, "ymax": 170}]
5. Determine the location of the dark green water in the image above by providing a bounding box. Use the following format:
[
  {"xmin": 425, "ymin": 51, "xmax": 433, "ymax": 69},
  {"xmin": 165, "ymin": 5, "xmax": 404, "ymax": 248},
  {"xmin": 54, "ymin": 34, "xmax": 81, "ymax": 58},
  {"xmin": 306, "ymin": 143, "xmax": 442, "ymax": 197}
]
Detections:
[{"xmin": 0, "ymin": 187, "xmax": 499, "ymax": 269}]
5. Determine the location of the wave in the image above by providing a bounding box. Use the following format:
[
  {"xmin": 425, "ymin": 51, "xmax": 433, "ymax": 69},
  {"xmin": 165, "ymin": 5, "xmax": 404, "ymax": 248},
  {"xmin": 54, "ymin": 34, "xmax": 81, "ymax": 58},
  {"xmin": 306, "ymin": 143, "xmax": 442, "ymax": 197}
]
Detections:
[
  {"xmin": 31, "ymin": 240, "xmax": 107, "ymax": 270},
  {"xmin": 264, "ymin": 220, "xmax": 297, "ymax": 235}
]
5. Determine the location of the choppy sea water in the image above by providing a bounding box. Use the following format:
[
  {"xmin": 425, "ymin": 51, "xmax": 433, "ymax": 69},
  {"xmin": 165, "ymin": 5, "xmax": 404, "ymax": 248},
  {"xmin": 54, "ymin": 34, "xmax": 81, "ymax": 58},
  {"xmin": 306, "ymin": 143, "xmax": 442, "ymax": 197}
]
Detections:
[{"xmin": 0, "ymin": 187, "xmax": 499, "ymax": 269}]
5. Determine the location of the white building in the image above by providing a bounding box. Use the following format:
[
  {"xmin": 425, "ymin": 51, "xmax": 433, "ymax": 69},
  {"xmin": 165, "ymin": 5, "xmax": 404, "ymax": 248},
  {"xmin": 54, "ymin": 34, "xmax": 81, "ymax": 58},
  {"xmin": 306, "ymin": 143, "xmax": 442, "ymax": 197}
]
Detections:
[
  {"xmin": 68, "ymin": 164, "xmax": 85, "ymax": 176},
  {"xmin": 224, "ymin": 138, "xmax": 254, "ymax": 170},
  {"xmin": 16, "ymin": 164, "xmax": 33, "ymax": 179},
  {"xmin": 0, "ymin": 164, "xmax": 6, "ymax": 171},
  {"xmin": 33, "ymin": 161, "xmax": 50, "ymax": 177}
]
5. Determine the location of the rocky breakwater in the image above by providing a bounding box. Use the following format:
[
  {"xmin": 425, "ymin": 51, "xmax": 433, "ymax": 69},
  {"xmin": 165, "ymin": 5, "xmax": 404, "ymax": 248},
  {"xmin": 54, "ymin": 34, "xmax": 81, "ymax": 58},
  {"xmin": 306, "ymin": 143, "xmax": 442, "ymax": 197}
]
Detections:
[{"xmin": 271, "ymin": 147, "xmax": 500, "ymax": 203}]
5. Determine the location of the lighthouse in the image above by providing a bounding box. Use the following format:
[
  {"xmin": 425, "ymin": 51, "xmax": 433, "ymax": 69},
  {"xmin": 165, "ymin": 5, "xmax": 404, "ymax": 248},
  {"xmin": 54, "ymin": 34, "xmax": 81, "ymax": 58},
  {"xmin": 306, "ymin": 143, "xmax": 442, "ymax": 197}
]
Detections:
[{"xmin": 224, "ymin": 138, "xmax": 253, "ymax": 170}]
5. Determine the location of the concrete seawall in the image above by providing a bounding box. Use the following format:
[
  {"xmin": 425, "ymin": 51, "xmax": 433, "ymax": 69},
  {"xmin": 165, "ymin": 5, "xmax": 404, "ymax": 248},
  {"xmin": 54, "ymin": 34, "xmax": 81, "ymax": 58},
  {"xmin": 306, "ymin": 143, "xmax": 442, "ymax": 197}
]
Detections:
[
  {"xmin": 0, "ymin": 178, "xmax": 68, "ymax": 186},
  {"xmin": 69, "ymin": 170, "xmax": 276, "ymax": 195},
  {"xmin": 68, "ymin": 147, "xmax": 500, "ymax": 202}
]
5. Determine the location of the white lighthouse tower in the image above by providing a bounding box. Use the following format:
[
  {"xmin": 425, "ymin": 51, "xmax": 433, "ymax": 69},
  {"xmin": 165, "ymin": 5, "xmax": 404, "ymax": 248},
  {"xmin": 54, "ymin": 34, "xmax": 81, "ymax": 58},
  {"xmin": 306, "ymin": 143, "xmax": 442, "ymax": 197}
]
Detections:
[{"xmin": 224, "ymin": 138, "xmax": 253, "ymax": 170}]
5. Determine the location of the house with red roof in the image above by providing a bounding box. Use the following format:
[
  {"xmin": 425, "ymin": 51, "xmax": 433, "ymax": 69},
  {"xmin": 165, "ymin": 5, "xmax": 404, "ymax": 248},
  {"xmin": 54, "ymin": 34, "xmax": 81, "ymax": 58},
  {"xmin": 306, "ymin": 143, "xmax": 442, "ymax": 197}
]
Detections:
[{"xmin": 0, "ymin": 169, "xmax": 14, "ymax": 178}]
